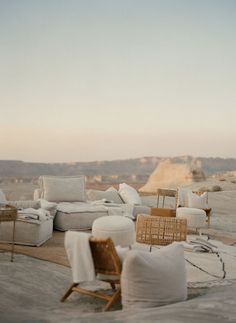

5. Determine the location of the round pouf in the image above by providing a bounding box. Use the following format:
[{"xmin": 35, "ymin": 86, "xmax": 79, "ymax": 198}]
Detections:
[
  {"xmin": 176, "ymin": 207, "xmax": 206, "ymax": 231},
  {"xmin": 92, "ymin": 215, "xmax": 135, "ymax": 247}
]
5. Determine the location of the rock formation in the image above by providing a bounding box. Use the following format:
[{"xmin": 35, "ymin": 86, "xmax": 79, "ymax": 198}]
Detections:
[{"xmin": 139, "ymin": 158, "xmax": 206, "ymax": 193}]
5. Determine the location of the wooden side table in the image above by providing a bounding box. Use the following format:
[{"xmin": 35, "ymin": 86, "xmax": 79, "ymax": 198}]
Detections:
[{"xmin": 0, "ymin": 205, "xmax": 17, "ymax": 262}]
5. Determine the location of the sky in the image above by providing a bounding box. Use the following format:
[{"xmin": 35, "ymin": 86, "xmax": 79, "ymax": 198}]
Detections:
[{"xmin": 0, "ymin": 0, "xmax": 235, "ymax": 162}]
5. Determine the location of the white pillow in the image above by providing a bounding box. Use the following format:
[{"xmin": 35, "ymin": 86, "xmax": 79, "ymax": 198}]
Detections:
[
  {"xmin": 121, "ymin": 243, "xmax": 187, "ymax": 309},
  {"xmin": 188, "ymin": 191, "xmax": 208, "ymax": 209},
  {"xmin": 40, "ymin": 176, "xmax": 86, "ymax": 202},
  {"xmin": 86, "ymin": 187, "xmax": 123, "ymax": 204},
  {"xmin": 0, "ymin": 189, "xmax": 7, "ymax": 204},
  {"xmin": 119, "ymin": 183, "xmax": 142, "ymax": 205}
]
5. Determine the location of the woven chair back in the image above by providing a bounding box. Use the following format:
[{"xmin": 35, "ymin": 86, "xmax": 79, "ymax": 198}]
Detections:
[
  {"xmin": 136, "ymin": 214, "xmax": 187, "ymax": 246},
  {"xmin": 89, "ymin": 237, "xmax": 122, "ymax": 276}
]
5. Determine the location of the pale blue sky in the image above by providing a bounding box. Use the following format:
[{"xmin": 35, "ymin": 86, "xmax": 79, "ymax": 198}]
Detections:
[{"xmin": 0, "ymin": 0, "xmax": 235, "ymax": 162}]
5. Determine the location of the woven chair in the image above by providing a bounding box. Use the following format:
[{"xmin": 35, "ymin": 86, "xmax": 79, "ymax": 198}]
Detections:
[
  {"xmin": 61, "ymin": 237, "xmax": 122, "ymax": 311},
  {"xmin": 136, "ymin": 214, "xmax": 187, "ymax": 246}
]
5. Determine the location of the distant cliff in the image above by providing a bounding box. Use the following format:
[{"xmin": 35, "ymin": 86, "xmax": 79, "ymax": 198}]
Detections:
[{"xmin": 0, "ymin": 156, "xmax": 236, "ymax": 178}]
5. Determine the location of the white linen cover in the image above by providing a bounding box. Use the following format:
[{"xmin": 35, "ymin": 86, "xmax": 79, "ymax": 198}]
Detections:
[
  {"xmin": 65, "ymin": 231, "xmax": 95, "ymax": 283},
  {"xmin": 121, "ymin": 243, "xmax": 187, "ymax": 309}
]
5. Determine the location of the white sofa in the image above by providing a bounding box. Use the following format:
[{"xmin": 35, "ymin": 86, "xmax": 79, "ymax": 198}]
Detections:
[{"xmin": 34, "ymin": 176, "xmax": 150, "ymax": 231}]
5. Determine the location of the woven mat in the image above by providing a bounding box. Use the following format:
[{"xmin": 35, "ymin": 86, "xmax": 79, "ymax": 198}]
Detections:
[{"xmin": 0, "ymin": 231, "xmax": 69, "ymax": 267}]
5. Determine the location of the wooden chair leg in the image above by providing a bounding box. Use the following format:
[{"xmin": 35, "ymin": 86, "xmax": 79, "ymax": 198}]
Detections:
[
  {"xmin": 61, "ymin": 283, "xmax": 78, "ymax": 302},
  {"xmin": 103, "ymin": 286, "xmax": 121, "ymax": 311}
]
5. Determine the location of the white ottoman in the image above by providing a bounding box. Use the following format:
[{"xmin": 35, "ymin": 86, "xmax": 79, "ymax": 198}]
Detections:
[
  {"xmin": 0, "ymin": 218, "xmax": 53, "ymax": 246},
  {"xmin": 92, "ymin": 215, "xmax": 135, "ymax": 247},
  {"xmin": 176, "ymin": 207, "xmax": 206, "ymax": 232}
]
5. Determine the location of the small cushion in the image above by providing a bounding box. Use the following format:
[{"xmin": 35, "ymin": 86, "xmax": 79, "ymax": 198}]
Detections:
[
  {"xmin": 188, "ymin": 191, "xmax": 208, "ymax": 209},
  {"xmin": 86, "ymin": 187, "xmax": 123, "ymax": 204},
  {"xmin": 121, "ymin": 243, "xmax": 187, "ymax": 309},
  {"xmin": 119, "ymin": 183, "xmax": 142, "ymax": 205},
  {"xmin": 39, "ymin": 176, "xmax": 86, "ymax": 202}
]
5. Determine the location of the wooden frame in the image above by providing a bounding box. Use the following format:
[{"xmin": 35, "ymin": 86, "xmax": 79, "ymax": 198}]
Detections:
[{"xmin": 61, "ymin": 237, "xmax": 122, "ymax": 311}]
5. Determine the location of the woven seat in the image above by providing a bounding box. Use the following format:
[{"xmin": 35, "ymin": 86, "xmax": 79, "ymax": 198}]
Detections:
[{"xmin": 136, "ymin": 214, "xmax": 187, "ymax": 245}]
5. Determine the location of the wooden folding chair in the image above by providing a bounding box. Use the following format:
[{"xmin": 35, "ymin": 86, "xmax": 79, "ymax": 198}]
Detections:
[{"xmin": 61, "ymin": 237, "xmax": 122, "ymax": 311}]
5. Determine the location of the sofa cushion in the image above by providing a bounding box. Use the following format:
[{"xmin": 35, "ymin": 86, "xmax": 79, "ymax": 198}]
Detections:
[
  {"xmin": 39, "ymin": 176, "xmax": 86, "ymax": 202},
  {"xmin": 121, "ymin": 243, "xmax": 187, "ymax": 309},
  {"xmin": 119, "ymin": 183, "xmax": 142, "ymax": 205},
  {"xmin": 86, "ymin": 187, "xmax": 123, "ymax": 204}
]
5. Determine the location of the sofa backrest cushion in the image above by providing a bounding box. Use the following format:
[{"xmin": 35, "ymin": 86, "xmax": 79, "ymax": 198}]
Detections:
[
  {"xmin": 121, "ymin": 243, "xmax": 187, "ymax": 309},
  {"xmin": 39, "ymin": 176, "xmax": 86, "ymax": 202}
]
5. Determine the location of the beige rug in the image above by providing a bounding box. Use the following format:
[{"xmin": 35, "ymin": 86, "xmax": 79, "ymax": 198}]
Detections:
[{"xmin": 0, "ymin": 231, "xmax": 69, "ymax": 267}]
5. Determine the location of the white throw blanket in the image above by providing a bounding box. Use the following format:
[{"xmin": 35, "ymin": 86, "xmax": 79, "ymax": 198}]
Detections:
[{"xmin": 65, "ymin": 231, "xmax": 95, "ymax": 283}]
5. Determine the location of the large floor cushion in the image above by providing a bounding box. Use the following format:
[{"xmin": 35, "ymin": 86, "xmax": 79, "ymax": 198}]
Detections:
[
  {"xmin": 121, "ymin": 243, "xmax": 187, "ymax": 309},
  {"xmin": 54, "ymin": 211, "xmax": 108, "ymax": 231},
  {"xmin": 176, "ymin": 207, "xmax": 206, "ymax": 230},
  {"xmin": 92, "ymin": 215, "xmax": 135, "ymax": 247},
  {"xmin": 0, "ymin": 218, "xmax": 53, "ymax": 246}
]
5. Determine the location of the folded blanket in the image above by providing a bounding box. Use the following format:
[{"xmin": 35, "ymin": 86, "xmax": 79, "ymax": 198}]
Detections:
[
  {"xmin": 18, "ymin": 208, "xmax": 51, "ymax": 221},
  {"xmin": 65, "ymin": 231, "xmax": 95, "ymax": 283}
]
